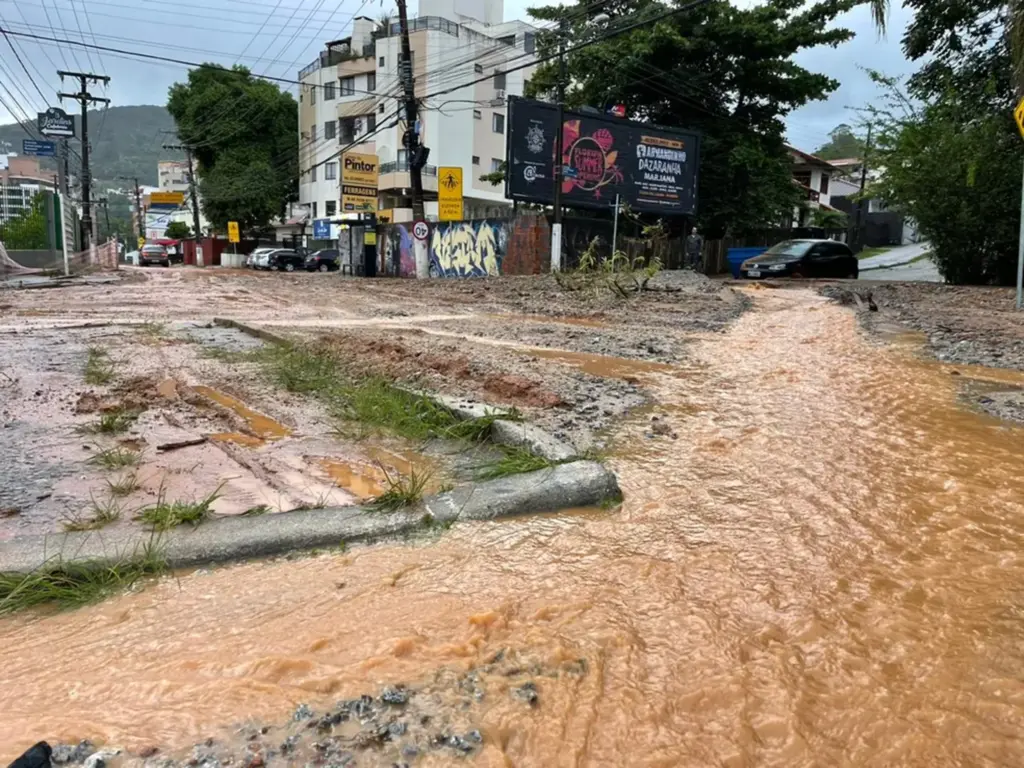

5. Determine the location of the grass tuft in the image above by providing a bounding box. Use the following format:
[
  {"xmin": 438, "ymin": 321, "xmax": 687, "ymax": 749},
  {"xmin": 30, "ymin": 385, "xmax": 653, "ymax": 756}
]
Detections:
[
  {"xmin": 136, "ymin": 487, "xmax": 222, "ymax": 530},
  {"xmin": 138, "ymin": 321, "xmax": 167, "ymax": 338},
  {"xmin": 88, "ymin": 446, "xmax": 142, "ymax": 470},
  {"xmin": 63, "ymin": 496, "xmax": 122, "ymax": 532},
  {"xmin": 105, "ymin": 472, "xmax": 141, "ymax": 497},
  {"xmin": 77, "ymin": 409, "xmax": 138, "ymax": 435},
  {"xmin": 368, "ymin": 465, "xmax": 432, "ymax": 513},
  {"xmin": 83, "ymin": 347, "xmax": 115, "ymax": 385},
  {"xmin": 0, "ymin": 540, "xmax": 166, "ymax": 615},
  {"xmin": 474, "ymin": 446, "xmax": 554, "ymax": 480}
]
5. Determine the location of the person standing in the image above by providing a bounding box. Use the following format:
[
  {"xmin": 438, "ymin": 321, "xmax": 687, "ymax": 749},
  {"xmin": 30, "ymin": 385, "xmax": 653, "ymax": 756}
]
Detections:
[{"xmin": 685, "ymin": 227, "xmax": 704, "ymax": 271}]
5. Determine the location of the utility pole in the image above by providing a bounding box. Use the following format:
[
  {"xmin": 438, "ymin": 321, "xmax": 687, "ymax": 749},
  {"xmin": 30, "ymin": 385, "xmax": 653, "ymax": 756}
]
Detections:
[
  {"xmin": 852, "ymin": 122, "xmax": 873, "ymax": 253},
  {"xmin": 396, "ymin": 0, "xmax": 429, "ymax": 277},
  {"xmin": 57, "ymin": 70, "xmax": 110, "ymax": 249},
  {"xmin": 550, "ymin": 15, "xmax": 569, "ymax": 272},
  {"xmin": 163, "ymin": 143, "xmax": 204, "ymax": 265},
  {"xmin": 118, "ymin": 175, "xmax": 144, "ymax": 244}
]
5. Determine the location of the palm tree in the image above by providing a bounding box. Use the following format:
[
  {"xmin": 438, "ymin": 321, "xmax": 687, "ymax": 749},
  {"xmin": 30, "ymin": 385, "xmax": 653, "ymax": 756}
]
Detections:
[{"xmin": 867, "ymin": 0, "xmax": 888, "ymax": 32}]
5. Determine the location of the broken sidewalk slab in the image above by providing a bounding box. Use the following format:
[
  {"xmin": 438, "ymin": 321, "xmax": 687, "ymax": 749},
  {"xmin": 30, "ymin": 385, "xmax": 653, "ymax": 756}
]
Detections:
[{"xmin": 0, "ymin": 461, "xmax": 619, "ymax": 575}]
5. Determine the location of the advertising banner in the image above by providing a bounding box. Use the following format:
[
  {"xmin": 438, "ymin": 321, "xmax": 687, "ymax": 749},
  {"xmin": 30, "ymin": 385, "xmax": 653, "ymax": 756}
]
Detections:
[
  {"xmin": 149, "ymin": 191, "xmax": 185, "ymax": 208},
  {"xmin": 341, "ymin": 151, "xmax": 379, "ymax": 213},
  {"xmin": 37, "ymin": 107, "xmax": 75, "ymax": 138},
  {"xmin": 505, "ymin": 97, "xmax": 700, "ymax": 216}
]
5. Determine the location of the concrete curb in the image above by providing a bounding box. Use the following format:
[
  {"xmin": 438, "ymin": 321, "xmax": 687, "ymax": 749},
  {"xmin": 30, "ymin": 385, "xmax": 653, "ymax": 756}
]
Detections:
[
  {"xmin": 0, "ymin": 461, "xmax": 619, "ymax": 575},
  {"xmin": 211, "ymin": 317, "xmax": 581, "ymax": 462}
]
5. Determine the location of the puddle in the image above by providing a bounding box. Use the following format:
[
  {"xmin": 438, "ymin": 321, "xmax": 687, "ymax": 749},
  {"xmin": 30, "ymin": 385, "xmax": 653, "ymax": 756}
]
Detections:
[
  {"xmin": 209, "ymin": 432, "xmax": 266, "ymax": 448},
  {"xmin": 192, "ymin": 386, "xmax": 291, "ymax": 441},
  {"xmin": 320, "ymin": 459, "xmax": 389, "ymax": 499}
]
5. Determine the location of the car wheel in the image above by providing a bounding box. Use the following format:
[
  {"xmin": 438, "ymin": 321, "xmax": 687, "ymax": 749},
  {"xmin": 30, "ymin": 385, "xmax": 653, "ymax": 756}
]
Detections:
[
  {"xmin": 162, "ymin": 261, "xmax": 170, "ymax": 268},
  {"xmin": 791, "ymin": 271, "xmax": 804, "ymax": 279},
  {"xmin": 270, "ymin": 265, "xmax": 278, "ymax": 271},
  {"xmin": 847, "ymin": 270, "xmax": 858, "ymax": 279},
  {"xmin": 319, "ymin": 263, "xmax": 329, "ymax": 273},
  {"xmin": 285, "ymin": 263, "xmax": 295, "ymax": 272}
]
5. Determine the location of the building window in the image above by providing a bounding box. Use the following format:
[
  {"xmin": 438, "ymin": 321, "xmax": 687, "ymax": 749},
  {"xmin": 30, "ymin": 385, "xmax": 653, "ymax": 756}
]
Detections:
[
  {"xmin": 310, "ymin": 164, "xmax": 317, "ymax": 182},
  {"xmin": 491, "ymin": 158, "xmax": 503, "ymax": 173},
  {"xmin": 310, "ymin": 86, "xmax": 315, "ymax": 105},
  {"xmin": 474, "ymin": 63, "xmax": 484, "ymax": 74},
  {"xmin": 379, "ymin": 102, "xmax": 385, "ymax": 114},
  {"xmin": 494, "ymin": 71, "xmax": 506, "ymax": 90},
  {"xmin": 497, "ymin": 35, "xmax": 515, "ymax": 47},
  {"xmin": 366, "ymin": 113, "xmax": 376, "ymax": 133},
  {"xmin": 820, "ymin": 174, "xmax": 830, "ymax": 195},
  {"xmin": 340, "ymin": 76, "xmax": 355, "ymax": 96},
  {"xmin": 310, "ymin": 124, "xmax": 317, "ymax": 142},
  {"xmin": 379, "ymin": 56, "xmax": 385, "ymax": 67},
  {"xmin": 325, "ymin": 120, "xmax": 336, "ymax": 139},
  {"xmin": 312, "ymin": 201, "xmax": 317, "ymax": 218},
  {"xmin": 325, "ymin": 200, "xmax": 336, "ymax": 216},
  {"xmin": 492, "ymin": 113, "xmax": 505, "ymax": 134},
  {"xmin": 325, "ymin": 161, "xmax": 338, "ymax": 180},
  {"xmin": 472, "ymin": 156, "xmax": 480, "ymax": 165},
  {"xmin": 341, "ymin": 118, "xmax": 357, "ymax": 143},
  {"xmin": 473, "ymin": 109, "xmax": 482, "ymax": 120},
  {"xmin": 524, "ymin": 32, "xmax": 536, "ymax": 54},
  {"xmin": 367, "ymin": 72, "xmax": 376, "ymax": 92},
  {"xmin": 324, "ymin": 81, "xmax": 335, "ymax": 100},
  {"xmin": 398, "ymin": 149, "xmax": 408, "ymax": 167}
]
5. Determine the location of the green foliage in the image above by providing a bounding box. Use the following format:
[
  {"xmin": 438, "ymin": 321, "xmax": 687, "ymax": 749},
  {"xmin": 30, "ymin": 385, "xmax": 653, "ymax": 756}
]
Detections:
[
  {"xmin": 810, "ymin": 207, "xmax": 848, "ymax": 229},
  {"xmin": 368, "ymin": 465, "xmax": 432, "ymax": 512},
  {"xmin": 0, "ymin": 542, "xmax": 166, "ymax": 615},
  {"xmin": 526, "ymin": 0, "xmax": 863, "ymax": 236},
  {"xmin": 556, "ymin": 236, "xmax": 662, "ymax": 297},
  {"xmin": 480, "ymin": 160, "xmax": 507, "ymax": 186},
  {"xmin": 136, "ymin": 487, "xmax": 222, "ymax": 530},
  {"xmin": 88, "ymin": 447, "xmax": 141, "ymax": 470},
  {"xmin": 0, "ymin": 192, "xmax": 48, "ymax": 249},
  {"xmin": 868, "ymin": 0, "xmax": 1018, "ymax": 284},
  {"xmin": 77, "ymin": 409, "xmax": 138, "ymax": 435},
  {"xmin": 814, "ymin": 123, "xmax": 865, "ymax": 160},
  {"xmin": 474, "ymin": 446, "xmax": 555, "ymax": 480},
  {"xmin": 167, "ymin": 65, "xmax": 298, "ymax": 231},
  {"xmin": 164, "ymin": 221, "xmax": 192, "ymax": 240},
  {"xmin": 83, "ymin": 347, "xmax": 115, "ymax": 385}
]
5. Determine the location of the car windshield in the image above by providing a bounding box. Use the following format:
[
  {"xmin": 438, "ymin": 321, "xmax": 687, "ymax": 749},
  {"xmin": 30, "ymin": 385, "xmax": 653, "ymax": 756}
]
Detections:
[{"xmin": 764, "ymin": 241, "xmax": 813, "ymax": 257}]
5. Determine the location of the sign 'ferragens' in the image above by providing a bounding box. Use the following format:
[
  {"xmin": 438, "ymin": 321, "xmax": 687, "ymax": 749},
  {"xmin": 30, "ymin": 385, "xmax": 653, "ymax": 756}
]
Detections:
[{"xmin": 505, "ymin": 96, "xmax": 701, "ymax": 216}]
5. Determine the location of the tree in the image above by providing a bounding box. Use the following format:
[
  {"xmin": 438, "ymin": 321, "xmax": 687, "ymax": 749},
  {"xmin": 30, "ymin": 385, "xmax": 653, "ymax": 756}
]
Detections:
[
  {"xmin": 525, "ymin": 0, "xmax": 881, "ymax": 237},
  {"xmin": 164, "ymin": 221, "xmax": 192, "ymax": 240},
  {"xmin": 0, "ymin": 193, "xmax": 48, "ymax": 249},
  {"xmin": 868, "ymin": 0, "xmax": 1020, "ymax": 284},
  {"xmin": 815, "ymin": 124, "xmax": 865, "ymax": 160},
  {"xmin": 167, "ymin": 65, "xmax": 298, "ymax": 232}
]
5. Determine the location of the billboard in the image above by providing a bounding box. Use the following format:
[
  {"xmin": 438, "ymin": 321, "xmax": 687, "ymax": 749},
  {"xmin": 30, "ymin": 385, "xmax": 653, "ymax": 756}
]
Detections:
[
  {"xmin": 341, "ymin": 151, "xmax": 378, "ymax": 212},
  {"xmin": 505, "ymin": 96, "xmax": 700, "ymax": 216},
  {"xmin": 149, "ymin": 191, "xmax": 185, "ymax": 208},
  {"xmin": 22, "ymin": 139, "xmax": 56, "ymax": 157}
]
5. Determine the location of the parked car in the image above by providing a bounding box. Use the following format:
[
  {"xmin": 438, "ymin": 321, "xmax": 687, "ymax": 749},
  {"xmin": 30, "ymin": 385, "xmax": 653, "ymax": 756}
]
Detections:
[
  {"xmin": 245, "ymin": 248, "xmax": 273, "ymax": 269},
  {"xmin": 305, "ymin": 249, "xmax": 340, "ymax": 272},
  {"xmin": 267, "ymin": 249, "xmax": 304, "ymax": 272},
  {"xmin": 740, "ymin": 239, "xmax": 858, "ymax": 280},
  {"xmin": 139, "ymin": 244, "xmax": 170, "ymax": 267}
]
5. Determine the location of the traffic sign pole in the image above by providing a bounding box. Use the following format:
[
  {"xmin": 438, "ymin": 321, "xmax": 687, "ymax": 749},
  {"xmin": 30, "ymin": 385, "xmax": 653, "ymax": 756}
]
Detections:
[{"xmin": 1015, "ymin": 98, "xmax": 1024, "ymax": 309}]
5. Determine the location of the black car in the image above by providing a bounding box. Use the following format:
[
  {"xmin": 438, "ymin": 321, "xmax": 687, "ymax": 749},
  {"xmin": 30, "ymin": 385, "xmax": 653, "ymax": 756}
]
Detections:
[
  {"xmin": 740, "ymin": 239, "xmax": 859, "ymax": 280},
  {"xmin": 267, "ymin": 249, "xmax": 304, "ymax": 272},
  {"xmin": 305, "ymin": 249, "xmax": 340, "ymax": 272}
]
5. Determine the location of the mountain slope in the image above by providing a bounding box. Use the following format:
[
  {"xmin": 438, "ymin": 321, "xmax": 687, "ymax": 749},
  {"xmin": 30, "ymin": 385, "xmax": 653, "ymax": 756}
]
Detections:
[{"xmin": 0, "ymin": 105, "xmax": 184, "ymax": 187}]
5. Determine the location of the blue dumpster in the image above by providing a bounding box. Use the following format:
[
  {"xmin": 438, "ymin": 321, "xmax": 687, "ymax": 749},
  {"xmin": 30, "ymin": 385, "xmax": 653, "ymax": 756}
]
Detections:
[{"xmin": 727, "ymin": 247, "xmax": 768, "ymax": 278}]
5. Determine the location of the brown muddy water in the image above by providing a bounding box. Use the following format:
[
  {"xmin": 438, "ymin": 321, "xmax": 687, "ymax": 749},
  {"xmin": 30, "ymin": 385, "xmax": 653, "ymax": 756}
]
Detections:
[{"xmin": 4, "ymin": 290, "xmax": 1024, "ymax": 765}]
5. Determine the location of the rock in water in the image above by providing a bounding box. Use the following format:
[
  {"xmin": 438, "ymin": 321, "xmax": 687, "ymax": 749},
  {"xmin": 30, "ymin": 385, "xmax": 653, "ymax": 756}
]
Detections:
[{"xmin": 6, "ymin": 742, "xmax": 52, "ymax": 768}]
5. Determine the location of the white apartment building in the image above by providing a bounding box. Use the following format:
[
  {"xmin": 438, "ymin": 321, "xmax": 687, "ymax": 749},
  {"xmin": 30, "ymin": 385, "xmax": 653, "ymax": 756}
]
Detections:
[
  {"xmin": 157, "ymin": 160, "xmax": 191, "ymax": 193},
  {"xmin": 298, "ymin": 0, "xmax": 536, "ymax": 224},
  {"xmin": 0, "ymin": 155, "xmax": 56, "ymax": 226}
]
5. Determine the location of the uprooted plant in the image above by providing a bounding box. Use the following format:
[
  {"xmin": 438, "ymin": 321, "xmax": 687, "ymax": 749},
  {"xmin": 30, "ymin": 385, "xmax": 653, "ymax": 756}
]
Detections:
[{"xmin": 555, "ymin": 230, "xmax": 663, "ymax": 298}]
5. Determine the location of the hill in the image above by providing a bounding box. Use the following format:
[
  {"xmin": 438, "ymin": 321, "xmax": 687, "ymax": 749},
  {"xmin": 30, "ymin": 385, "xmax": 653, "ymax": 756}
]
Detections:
[{"xmin": 0, "ymin": 105, "xmax": 184, "ymax": 187}]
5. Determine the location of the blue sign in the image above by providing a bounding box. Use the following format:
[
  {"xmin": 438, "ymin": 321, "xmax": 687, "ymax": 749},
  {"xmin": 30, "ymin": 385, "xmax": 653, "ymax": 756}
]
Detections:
[
  {"xmin": 312, "ymin": 218, "xmax": 331, "ymax": 239},
  {"xmin": 22, "ymin": 139, "xmax": 56, "ymax": 157}
]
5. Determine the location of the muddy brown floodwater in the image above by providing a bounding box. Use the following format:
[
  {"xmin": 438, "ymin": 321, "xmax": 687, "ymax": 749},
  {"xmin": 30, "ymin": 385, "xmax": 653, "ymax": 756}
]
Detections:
[{"xmin": 4, "ymin": 289, "xmax": 1024, "ymax": 765}]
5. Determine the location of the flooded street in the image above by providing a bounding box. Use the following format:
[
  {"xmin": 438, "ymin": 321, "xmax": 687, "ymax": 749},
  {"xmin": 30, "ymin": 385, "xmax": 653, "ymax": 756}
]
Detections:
[{"xmin": 4, "ymin": 286, "xmax": 1024, "ymax": 765}]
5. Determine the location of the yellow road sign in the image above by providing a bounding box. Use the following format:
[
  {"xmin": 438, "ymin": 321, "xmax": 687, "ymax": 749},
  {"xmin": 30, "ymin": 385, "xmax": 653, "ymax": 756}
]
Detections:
[
  {"xmin": 1015, "ymin": 98, "xmax": 1024, "ymax": 140},
  {"xmin": 137, "ymin": 236, "xmax": 145, "ymax": 248},
  {"xmin": 438, "ymin": 166, "xmax": 463, "ymax": 221},
  {"xmin": 227, "ymin": 221, "xmax": 240, "ymax": 243},
  {"xmin": 149, "ymin": 191, "xmax": 185, "ymax": 206}
]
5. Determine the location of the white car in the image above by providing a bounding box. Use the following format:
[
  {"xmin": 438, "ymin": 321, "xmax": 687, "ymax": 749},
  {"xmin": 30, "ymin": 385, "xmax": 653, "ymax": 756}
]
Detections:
[{"xmin": 246, "ymin": 248, "xmax": 274, "ymax": 269}]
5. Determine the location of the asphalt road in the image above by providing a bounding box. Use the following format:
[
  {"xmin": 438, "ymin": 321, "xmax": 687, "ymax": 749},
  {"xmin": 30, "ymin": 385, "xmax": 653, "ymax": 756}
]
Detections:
[
  {"xmin": 861, "ymin": 256, "xmax": 942, "ymax": 283},
  {"xmin": 859, "ymin": 242, "xmax": 932, "ymax": 271}
]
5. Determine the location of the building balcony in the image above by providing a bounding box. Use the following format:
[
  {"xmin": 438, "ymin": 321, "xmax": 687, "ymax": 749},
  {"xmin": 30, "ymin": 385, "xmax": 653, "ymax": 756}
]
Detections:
[{"xmin": 378, "ymin": 162, "xmax": 437, "ymax": 193}]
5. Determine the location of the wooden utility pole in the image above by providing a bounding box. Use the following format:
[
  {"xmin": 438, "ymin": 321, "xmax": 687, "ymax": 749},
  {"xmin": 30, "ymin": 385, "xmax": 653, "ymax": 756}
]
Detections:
[
  {"xmin": 162, "ymin": 143, "xmax": 204, "ymax": 264},
  {"xmin": 57, "ymin": 70, "xmax": 110, "ymax": 248},
  {"xmin": 852, "ymin": 122, "xmax": 873, "ymax": 253},
  {"xmin": 396, "ymin": 0, "xmax": 425, "ymax": 221},
  {"xmin": 551, "ymin": 15, "xmax": 569, "ymax": 272},
  {"xmin": 118, "ymin": 175, "xmax": 144, "ymax": 243}
]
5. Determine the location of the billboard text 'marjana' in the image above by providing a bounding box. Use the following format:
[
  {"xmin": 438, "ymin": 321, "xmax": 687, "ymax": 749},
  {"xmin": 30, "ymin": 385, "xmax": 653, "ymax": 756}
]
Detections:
[{"xmin": 505, "ymin": 97, "xmax": 700, "ymax": 216}]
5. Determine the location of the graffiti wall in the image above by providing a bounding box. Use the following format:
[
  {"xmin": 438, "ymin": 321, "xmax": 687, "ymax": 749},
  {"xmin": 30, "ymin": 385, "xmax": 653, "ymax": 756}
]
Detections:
[
  {"xmin": 377, "ymin": 216, "xmax": 550, "ymax": 278},
  {"xmin": 379, "ymin": 223, "xmax": 416, "ymax": 277},
  {"xmin": 429, "ymin": 220, "xmax": 507, "ymax": 278}
]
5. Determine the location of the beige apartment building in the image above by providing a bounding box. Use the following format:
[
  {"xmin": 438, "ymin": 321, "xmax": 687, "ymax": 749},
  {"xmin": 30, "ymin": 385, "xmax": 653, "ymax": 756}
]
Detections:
[{"xmin": 297, "ymin": 0, "xmax": 536, "ymax": 225}]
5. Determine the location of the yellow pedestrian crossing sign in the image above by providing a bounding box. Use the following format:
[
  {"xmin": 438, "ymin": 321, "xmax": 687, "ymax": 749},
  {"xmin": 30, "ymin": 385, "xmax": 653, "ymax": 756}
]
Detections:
[
  {"xmin": 438, "ymin": 166, "xmax": 463, "ymax": 221},
  {"xmin": 1015, "ymin": 98, "xmax": 1024, "ymax": 140},
  {"xmin": 227, "ymin": 221, "xmax": 240, "ymax": 243}
]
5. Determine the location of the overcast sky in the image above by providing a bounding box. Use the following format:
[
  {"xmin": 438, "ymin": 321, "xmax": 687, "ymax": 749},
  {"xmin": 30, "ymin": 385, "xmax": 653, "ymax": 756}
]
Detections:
[{"xmin": 0, "ymin": 0, "xmax": 914, "ymax": 152}]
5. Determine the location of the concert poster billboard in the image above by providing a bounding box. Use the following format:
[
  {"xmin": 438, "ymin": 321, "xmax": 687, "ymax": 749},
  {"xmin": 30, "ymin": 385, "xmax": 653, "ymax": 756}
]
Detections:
[{"xmin": 505, "ymin": 96, "xmax": 700, "ymax": 216}]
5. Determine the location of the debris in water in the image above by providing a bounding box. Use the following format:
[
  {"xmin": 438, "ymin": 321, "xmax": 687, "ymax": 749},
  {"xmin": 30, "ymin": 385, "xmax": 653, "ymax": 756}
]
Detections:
[{"xmin": 513, "ymin": 681, "xmax": 539, "ymax": 707}]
